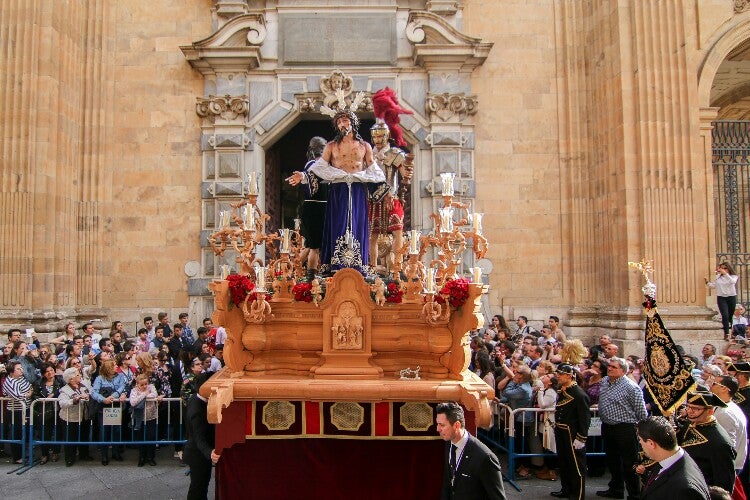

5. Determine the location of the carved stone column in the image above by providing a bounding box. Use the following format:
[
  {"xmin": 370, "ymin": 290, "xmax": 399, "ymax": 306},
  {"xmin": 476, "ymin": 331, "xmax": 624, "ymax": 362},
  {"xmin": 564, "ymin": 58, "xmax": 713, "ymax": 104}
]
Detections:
[
  {"xmin": 557, "ymin": 1, "xmax": 716, "ymax": 353},
  {"xmin": 0, "ymin": 0, "xmax": 113, "ymax": 333}
]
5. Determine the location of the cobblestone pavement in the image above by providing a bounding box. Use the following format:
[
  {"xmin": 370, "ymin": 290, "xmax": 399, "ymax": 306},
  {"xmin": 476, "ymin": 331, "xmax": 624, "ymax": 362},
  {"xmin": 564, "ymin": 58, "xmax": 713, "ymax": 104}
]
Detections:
[
  {"xmin": 0, "ymin": 447, "xmax": 609, "ymax": 499},
  {"xmin": 0, "ymin": 447, "xmax": 205, "ymax": 500}
]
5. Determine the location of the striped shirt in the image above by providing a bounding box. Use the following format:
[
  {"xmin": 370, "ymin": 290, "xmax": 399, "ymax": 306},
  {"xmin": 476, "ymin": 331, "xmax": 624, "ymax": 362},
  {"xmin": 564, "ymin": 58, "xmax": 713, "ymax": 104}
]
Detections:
[
  {"xmin": 598, "ymin": 375, "xmax": 647, "ymax": 425},
  {"xmin": 2, "ymin": 376, "xmax": 32, "ymax": 411}
]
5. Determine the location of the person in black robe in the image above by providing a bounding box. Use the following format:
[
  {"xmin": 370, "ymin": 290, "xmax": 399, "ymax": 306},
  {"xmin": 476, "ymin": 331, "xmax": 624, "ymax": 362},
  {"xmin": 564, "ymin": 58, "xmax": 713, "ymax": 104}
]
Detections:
[
  {"xmin": 551, "ymin": 364, "xmax": 590, "ymax": 500},
  {"xmin": 677, "ymin": 391, "xmax": 736, "ymax": 494}
]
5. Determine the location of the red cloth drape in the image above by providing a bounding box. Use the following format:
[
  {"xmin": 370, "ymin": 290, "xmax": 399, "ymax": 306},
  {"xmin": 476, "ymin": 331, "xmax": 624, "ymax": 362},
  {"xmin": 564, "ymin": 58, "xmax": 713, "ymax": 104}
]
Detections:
[{"xmin": 216, "ymin": 438, "xmax": 444, "ymax": 499}]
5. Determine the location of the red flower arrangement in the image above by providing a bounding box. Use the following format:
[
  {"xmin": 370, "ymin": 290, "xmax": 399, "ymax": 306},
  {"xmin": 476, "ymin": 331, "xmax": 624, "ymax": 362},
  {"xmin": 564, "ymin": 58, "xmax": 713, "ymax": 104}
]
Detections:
[
  {"xmin": 292, "ymin": 282, "xmax": 313, "ymax": 303},
  {"xmin": 436, "ymin": 278, "xmax": 470, "ymax": 309},
  {"xmin": 385, "ymin": 281, "xmax": 404, "ymax": 304},
  {"xmin": 226, "ymin": 274, "xmax": 256, "ymax": 307}
]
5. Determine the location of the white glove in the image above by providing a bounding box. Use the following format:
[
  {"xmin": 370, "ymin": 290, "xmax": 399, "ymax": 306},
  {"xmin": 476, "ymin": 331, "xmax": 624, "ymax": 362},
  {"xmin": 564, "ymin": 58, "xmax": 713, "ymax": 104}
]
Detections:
[{"xmin": 573, "ymin": 439, "xmax": 585, "ymax": 450}]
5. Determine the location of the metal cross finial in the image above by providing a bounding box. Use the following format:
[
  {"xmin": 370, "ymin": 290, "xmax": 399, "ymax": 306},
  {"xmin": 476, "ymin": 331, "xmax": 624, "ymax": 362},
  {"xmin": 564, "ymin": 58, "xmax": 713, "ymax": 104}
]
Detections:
[
  {"xmin": 628, "ymin": 258, "xmax": 654, "ymax": 282},
  {"xmin": 628, "ymin": 258, "xmax": 657, "ymax": 299}
]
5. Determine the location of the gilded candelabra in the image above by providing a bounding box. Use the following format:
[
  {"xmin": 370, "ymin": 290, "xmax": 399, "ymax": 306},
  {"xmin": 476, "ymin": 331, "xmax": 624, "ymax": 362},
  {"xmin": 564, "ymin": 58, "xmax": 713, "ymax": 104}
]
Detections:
[
  {"xmin": 386, "ymin": 172, "xmax": 489, "ymax": 323},
  {"xmin": 208, "ymin": 173, "xmax": 304, "ymax": 322},
  {"xmin": 207, "ymin": 171, "xmax": 489, "ymax": 325}
]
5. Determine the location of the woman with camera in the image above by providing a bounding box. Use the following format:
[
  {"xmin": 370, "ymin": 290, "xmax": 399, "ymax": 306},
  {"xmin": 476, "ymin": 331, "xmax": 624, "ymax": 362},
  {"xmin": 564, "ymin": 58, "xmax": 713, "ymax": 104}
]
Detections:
[
  {"xmin": 706, "ymin": 261, "xmax": 739, "ymax": 340},
  {"xmin": 10, "ymin": 340, "xmax": 41, "ymax": 385}
]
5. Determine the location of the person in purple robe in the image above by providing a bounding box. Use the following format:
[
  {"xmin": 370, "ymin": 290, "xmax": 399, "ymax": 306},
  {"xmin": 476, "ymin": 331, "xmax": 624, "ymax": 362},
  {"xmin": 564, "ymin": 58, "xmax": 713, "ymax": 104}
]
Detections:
[{"xmin": 287, "ymin": 110, "xmax": 386, "ymax": 273}]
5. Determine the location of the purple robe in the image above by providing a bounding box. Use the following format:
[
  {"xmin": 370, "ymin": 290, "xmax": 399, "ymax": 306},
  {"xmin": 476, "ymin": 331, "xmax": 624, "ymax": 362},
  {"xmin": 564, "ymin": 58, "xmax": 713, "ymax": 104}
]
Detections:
[{"xmin": 303, "ymin": 160, "xmax": 386, "ymax": 272}]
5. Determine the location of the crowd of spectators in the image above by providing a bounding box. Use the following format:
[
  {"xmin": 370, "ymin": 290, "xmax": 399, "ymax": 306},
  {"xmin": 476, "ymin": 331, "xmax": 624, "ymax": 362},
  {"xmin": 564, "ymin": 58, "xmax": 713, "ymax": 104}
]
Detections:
[
  {"xmin": 0, "ymin": 313, "xmax": 226, "ymax": 467},
  {"xmin": 2, "ymin": 311, "xmax": 748, "ymax": 499},
  {"xmin": 471, "ymin": 314, "xmax": 749, "ymax": 499}
]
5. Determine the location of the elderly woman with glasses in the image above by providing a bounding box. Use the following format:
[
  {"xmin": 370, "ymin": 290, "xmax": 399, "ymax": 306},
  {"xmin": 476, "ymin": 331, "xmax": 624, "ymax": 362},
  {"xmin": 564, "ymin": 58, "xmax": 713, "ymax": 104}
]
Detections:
[
  {"xmin": 63, "ymin": 357, "xmax": 94, "ymax": 460},
  {"xmin": 66, "ymin": 356, "xmax": 95, "ymax": 386}
]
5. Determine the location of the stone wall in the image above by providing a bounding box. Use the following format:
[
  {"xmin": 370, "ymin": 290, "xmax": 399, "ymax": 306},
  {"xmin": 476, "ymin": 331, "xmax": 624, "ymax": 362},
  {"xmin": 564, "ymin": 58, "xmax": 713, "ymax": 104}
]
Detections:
[{"xmin": 0, "ymin": 0, "xmax": 747, "ymax": 354}]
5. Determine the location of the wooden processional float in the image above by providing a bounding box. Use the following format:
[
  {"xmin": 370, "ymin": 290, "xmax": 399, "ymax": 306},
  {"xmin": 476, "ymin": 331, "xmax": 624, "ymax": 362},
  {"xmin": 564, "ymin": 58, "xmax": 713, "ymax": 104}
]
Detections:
[{"xmin": 201, "ymin": 172, "xmax": 493, "ymax": 437}]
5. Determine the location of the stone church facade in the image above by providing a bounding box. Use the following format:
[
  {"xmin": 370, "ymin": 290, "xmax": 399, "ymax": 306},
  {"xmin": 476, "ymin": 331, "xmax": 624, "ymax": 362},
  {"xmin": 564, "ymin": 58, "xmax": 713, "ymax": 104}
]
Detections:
[{"xmin": 1, "ymin": 0, "xmax": 749, "ymax": 354}]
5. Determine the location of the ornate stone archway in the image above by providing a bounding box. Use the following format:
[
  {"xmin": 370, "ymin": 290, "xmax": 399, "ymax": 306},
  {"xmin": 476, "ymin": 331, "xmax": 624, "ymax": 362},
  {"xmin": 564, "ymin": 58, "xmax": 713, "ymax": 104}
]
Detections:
[
  {"xmin": 180, "ymin": 3, "xmax": 493, "ymax": 315},
  {"xmin": 697, "ymin": 11, "xmax": 750, "ymax": 321}
]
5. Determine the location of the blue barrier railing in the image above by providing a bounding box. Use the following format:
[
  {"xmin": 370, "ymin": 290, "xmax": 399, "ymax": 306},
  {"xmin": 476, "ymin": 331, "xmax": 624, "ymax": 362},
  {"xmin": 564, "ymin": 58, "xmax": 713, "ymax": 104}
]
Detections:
[
  {"xmin": 1, "ymin": 397, "xmax": 28, "ymax": 473},
  {"xmin": 14, "ymin": 397, "xmax": 187, "ymax": 474},
  {"xmin": 478, "ymin": 402, "xmax": 605, "ymax": 492}
]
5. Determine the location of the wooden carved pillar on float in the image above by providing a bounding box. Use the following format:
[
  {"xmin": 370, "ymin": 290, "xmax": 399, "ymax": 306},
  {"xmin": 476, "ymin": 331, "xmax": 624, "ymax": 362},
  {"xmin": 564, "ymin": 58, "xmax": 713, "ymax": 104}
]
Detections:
[
  {"xmin": 557, "ymin": 1, "xmax": 715, "ymax": 346},
  {"xmin": 310, "ymin": 269, "xmax": 383, "ymax": 379}
]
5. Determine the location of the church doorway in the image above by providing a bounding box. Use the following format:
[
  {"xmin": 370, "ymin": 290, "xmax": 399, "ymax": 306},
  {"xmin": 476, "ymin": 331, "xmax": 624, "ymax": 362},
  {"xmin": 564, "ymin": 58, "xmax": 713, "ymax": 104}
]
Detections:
[{"xmin": 263, "ymin": 116, "xmax": 418, "ymax": 236}]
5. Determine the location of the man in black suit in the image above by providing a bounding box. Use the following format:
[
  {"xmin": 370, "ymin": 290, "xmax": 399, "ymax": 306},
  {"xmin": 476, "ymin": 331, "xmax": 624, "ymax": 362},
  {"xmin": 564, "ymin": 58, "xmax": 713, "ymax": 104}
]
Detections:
[
  {"xmin": 436, "ymin": 401, "xmax": 506, "ymax": 500},
  {"xmin": 637, "ymin": 416, "xmax": 709, "ymax": 499},
  {"xmin": 184, "ymin": 373, "xmax": 220, "ymax": 500}
]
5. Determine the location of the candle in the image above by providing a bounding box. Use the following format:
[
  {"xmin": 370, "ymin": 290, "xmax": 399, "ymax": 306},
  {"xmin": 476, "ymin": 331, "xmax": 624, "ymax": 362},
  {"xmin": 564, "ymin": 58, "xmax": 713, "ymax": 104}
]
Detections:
[
  {"xmin": 279, "ymin": 228, "xmax": 290, "ymax": 253},
  {"xmin": 439, "ymin": 207, "xmax": 454, "ymax": 233},
  {"xmin": 255, "ymin": 265, "xmax": 266, "ymax": 292},
  {"xmin": 244, "ymin": 206, "xmax": 255, "ymax": 229},
  {"xmin": 294, "ymin": 218, "xmax": 301, "ymax": 231},
  {"xmin": 472, "ymin": 266, "xmax": 482, "ymax": 283},
  {"xmin": 473, "ymin": 213, "xmax": 483, "ymax": 235},
  {"xmin": 220, "ymin": 210, "xmax": 230, "ymax": 229},
  {"xmin": 440, "ymin": 172, "xmax": 455, "ymax": 196},
  {"xmin": 426, "ymin": 268, "xmax": 435, "ymax": 293},
  {"xmin": 408, "ymin": 229, "xmax": 420, "ymax": 255},
  {"xmin": 220, "ymin": 264, "xmax": 231, "ymax": 280},
  {"xmin": 248, "ymin": 172, "xmax": 259, "ymax": 196}
]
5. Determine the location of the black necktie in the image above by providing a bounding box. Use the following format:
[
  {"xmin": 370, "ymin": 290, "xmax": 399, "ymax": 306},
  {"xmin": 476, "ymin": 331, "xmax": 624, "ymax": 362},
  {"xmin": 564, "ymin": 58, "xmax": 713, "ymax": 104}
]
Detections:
[
  {"xmin": 450, "ymin": 444, "xmax": 458, "ymax": 478},
  {"xmin": 643, "ymin": 463, "xmax": 662, "ymax": 490}
]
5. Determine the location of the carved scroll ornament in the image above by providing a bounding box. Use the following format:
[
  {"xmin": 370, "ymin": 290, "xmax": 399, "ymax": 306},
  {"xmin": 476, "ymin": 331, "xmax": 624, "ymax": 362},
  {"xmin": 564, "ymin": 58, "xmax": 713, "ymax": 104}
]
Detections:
[
  {"xmin": 425, "ymin": 92, "xmax": 478, "ymax": 122},
  {"xmin": 196, "ymin": 94, "xmax": 249, "ymax": 122}
]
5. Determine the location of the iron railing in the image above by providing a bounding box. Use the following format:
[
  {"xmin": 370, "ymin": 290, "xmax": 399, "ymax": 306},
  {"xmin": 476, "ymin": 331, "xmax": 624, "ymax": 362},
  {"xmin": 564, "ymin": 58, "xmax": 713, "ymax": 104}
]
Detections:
[{"xmin": 713, "ymin": 120, "xmax": 750, "ymax": 309}]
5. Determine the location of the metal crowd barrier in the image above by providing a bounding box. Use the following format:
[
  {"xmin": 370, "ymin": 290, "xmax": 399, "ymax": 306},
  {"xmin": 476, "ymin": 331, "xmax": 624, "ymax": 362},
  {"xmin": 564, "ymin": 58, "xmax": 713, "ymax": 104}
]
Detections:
[
  {"xmin": 0, "ymin": 397, "xmax": 28, "ymax": 474},
  {"xmin": 17, "ymin": 397, "xmax": 186, "ymax": 474},
  {"xmin": 478, "ymin": 401, "xmax": 605, "ymax": 492}
]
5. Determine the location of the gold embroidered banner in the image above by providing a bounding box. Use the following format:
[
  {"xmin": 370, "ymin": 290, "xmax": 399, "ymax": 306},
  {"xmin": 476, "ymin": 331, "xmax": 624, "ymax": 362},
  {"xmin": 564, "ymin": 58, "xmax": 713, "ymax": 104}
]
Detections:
[{"xmin": 643, "ymin": 311, "xmax": 696, "ymax": 415}]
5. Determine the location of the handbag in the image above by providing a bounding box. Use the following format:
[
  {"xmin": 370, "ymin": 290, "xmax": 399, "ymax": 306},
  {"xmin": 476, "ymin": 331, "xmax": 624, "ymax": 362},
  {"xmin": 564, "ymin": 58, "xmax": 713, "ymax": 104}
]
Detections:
[
  {"xmin": 82, "ymin": 399, "xmax": 94, "ymax": 420},
  {"xmin": 88, "ymin": 385, "xmax": 114, "ymax": 417}
]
